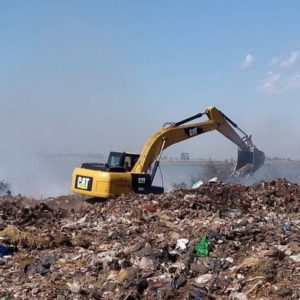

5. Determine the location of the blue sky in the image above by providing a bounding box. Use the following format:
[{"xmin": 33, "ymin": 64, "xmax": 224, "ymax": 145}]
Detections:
[{"xmin": 1, "ymin": 1, "xmax": 300, "ymax": 159}]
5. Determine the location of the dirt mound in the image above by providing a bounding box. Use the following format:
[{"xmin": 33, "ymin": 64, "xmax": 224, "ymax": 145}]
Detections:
[{"xmin": 0, "ymin": 178, "xmax": 299, "ymax": 299}]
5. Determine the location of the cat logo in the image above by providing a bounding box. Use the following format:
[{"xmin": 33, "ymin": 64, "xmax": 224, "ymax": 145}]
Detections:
[
  {"xmin": 188, "ymin": 128, "xmax": 198, "ymax": 136},
  {"xmin": 76, "ymin": 176, "xmax": 92, "ymax": 190},
  {"xmin": 184, "ymin": 127, "xmax": 203, "ymax": 137}
]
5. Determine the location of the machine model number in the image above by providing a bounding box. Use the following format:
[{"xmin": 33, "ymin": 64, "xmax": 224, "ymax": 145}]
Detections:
[
  {"xmin": 138, "ymin": 178, "xmax": 146, "ymax": 184},
  {"xmin": 76, "ymin": 175, "xmax": 93, "ymax": 191}
]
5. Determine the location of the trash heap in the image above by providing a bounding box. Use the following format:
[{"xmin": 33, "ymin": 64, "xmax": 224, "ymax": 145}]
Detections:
[{"xmin": 0, "ymin": 178, "xmax": 300, "ymax": 299}]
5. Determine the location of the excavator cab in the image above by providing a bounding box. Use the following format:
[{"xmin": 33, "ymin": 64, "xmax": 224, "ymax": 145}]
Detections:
[{"xmin": 107, "ymin": 152, "xmax": 140, "ymax": 172}]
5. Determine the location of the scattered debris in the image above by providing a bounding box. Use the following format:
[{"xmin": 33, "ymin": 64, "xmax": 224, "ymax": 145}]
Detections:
[
  {"xmin": 195, "ymin": 235, "xmax": 209, "ymax": 257},
  {"xmin": 175, "ymin": 238, "xmax": 189, "ymax": 251},
  {"xmin": 0, "ymin": 245, "xmax": 15, "ymax": 258},
  {"xmin": 208, "ymin": 177, "xmax": 218, "ymax": 182},
  {"xmin": 0, "ymin": 178, "xmax": 299, "ymax": 299},
  {"xmin": 192, "ymin": 180, "xmax": 204, "ymax": 189}
]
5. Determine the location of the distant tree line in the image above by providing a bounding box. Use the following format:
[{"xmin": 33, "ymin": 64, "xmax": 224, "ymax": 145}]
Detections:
[{"xmin": 0, "ymin": 180, "xmax": 11, "ymax": 196}]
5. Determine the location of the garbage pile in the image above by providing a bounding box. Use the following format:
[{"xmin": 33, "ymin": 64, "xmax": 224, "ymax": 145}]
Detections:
[{"xmin": 0, "ymin": 178, "xmax": 300, "ymax": 299}]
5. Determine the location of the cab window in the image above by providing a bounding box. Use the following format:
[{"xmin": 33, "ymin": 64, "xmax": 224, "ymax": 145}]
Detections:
[
  {"xmin": 108, "ymin": 152, "xmax": 123, "ymax": 167},
  {"xmin": 124, "ymin": 156, "xmax": 132, "ymax": 171}
]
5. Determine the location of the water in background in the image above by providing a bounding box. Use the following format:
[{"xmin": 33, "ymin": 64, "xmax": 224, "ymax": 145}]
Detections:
[
  {"xmin": 0, "ymin": 154, "xmax": 299, "ymax": 198},
  {"xmin": 158, "ymin": 160, "xmax": 300, "ymax": 190}
]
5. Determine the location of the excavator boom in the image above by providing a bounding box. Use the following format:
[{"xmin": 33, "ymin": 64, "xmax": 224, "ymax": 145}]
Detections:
[{"xmin": 132, "ymin": 106, "xmax": 265, "ymax": 176}]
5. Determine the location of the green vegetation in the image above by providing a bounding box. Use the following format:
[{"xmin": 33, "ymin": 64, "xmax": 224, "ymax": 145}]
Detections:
[
  {"xmin": 0, "ymin": 180, "xmax": 11, "ymax": 196},
  {"xmin": 173, "ymin": 159, "xmax": 236, "ymax": 189},
  {"xmin": 202, "ymin": 159, "xmax": 235, "ymax": 182},
  {"xmin": 172, "ymin": 182, "xmax": 188, "ymax": 189}
]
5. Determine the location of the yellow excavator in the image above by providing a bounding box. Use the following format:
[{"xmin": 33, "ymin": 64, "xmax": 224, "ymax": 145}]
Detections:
[{"xmin": 71, "ymin": 106, "xmax": 265, "ymax": 198}]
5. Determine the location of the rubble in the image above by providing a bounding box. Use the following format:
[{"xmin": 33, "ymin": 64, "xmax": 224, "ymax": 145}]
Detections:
[{"xmin": 0, "ymin": 178, "xmax": 299, "ymax": 299}]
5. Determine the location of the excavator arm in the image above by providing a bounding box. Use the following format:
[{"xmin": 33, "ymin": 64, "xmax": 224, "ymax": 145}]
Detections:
[{"xmin": 131, "ymin": 106, "xmax": 265, "ymax": 176}]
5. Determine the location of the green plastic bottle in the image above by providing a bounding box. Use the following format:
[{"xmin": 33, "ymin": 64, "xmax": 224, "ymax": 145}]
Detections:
[{"xmin": 195, "ymin": 234, "xmax": 209, "ymax": 257}]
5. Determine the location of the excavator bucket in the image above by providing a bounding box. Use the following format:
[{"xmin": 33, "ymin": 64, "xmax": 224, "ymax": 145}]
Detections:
[{"xmin": 234, "ymin": 146, "xmax": 265, "ymax": 176}]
